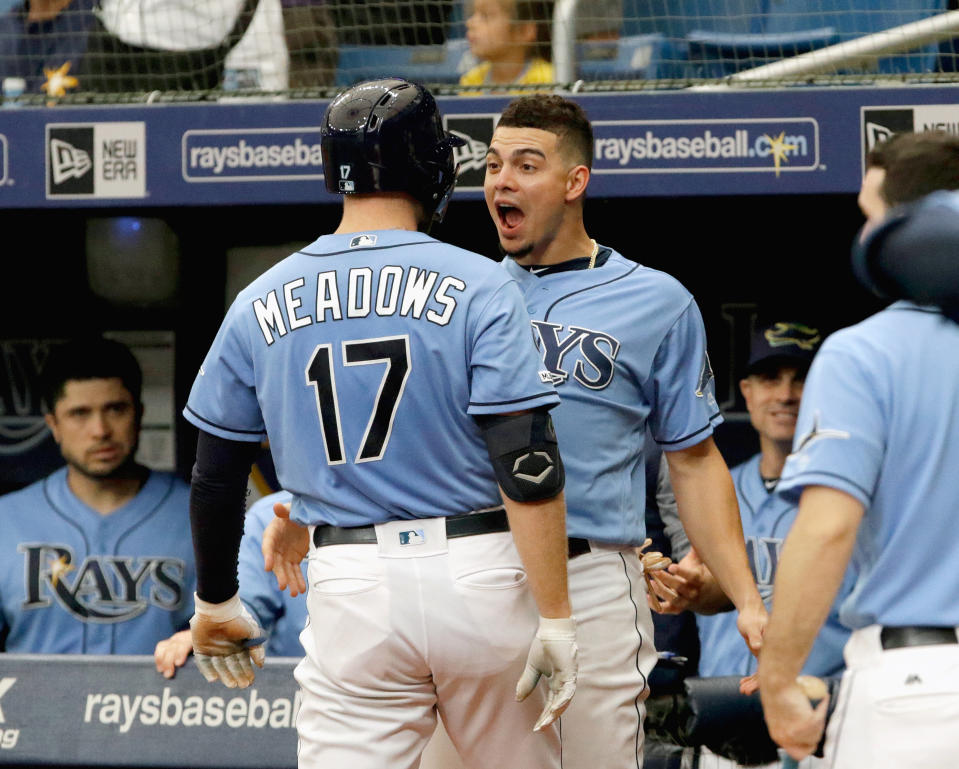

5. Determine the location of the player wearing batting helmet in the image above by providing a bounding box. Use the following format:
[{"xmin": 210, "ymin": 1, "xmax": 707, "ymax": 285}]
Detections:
[
  {"xmin": 758, "ymin": 130, "xmax": 959, "ymax": 767},
  {"xmin": 183, "ymin": 78, "xmax": 577, "ymax": 769}
]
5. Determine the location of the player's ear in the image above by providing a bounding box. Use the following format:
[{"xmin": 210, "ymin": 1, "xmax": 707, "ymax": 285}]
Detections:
[
  {"xmin": 44, "ymin": 412, "xmax": 61, "ymax": 443},
  {"xmin": 565, "ymin": 165, "xmax": 590, "ymax": 203},
  {"xmin": 739, "ymin": 378, "xmax": 753, "ymax": 407}
]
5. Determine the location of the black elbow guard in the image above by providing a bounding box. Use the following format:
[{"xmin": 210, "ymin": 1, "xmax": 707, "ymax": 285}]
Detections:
[{"xmin": 475, "ymin": 409, "xmax": 565, "ymax": 502}]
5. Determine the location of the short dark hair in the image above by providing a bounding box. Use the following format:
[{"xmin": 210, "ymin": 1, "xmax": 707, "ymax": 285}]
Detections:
[
  {"xmin": 497, "ymin": 94, "xmax": 593, "ymax": 168},
  {"xmin": 866, "ymin": 130, "xmax": 959, "ymax": 207},
  {"xmin": 43, "ymin": 337, "xmax": 143, "ymax": 413},
  {"xmin": 513, "ymin": 0, "xmax": 553, "ymax": 62}
]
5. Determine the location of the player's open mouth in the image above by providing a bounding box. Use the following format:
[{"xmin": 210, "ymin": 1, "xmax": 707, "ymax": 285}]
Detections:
[{"xmin": 496, "ymin": 204, "xmax": 524, "ymax": 232}]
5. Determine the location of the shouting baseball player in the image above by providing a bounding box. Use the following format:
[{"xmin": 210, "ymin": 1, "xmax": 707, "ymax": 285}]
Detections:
[
  {"xmin": 758, "ymin": 130, "xmax": 959, "ymax": 767},
  {"xmin": 483, "ymin": 93, "xmax": 766, "ymax": 768},
  {"xmin": 182, "ymin": 79, "xmax": 576, "ymax": 769}
]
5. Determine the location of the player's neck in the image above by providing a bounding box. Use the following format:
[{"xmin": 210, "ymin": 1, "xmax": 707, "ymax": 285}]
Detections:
[
  {"xmin": 515, "ymin": 218, "xmax": 594, "ymax": 267},
  {"xmin": 336, "ymin": 194, "xmax": 421, "ymax": 235},
  {"xmin": 66, "ymin": 464, "xmax": 147, "ymax": 516},
  {"xmin": 757, "ymin": 437, "xmax": 790, "ymax": 480}
]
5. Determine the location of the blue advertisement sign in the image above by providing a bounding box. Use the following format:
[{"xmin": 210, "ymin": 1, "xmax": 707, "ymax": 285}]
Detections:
[{"xmin": 0, "ymin": 85, "xmax": 956, "ymax": 208}]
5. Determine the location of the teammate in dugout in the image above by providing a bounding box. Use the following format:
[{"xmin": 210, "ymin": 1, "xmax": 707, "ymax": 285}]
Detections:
[
  {"xmin": 482, "ymin": 92, "xmax": 767, "ymax": 768},
  {"xmin": 647, "ymin": 320, "xmax": 855, "ymax": 769},
  {"xmin": 757, "ymin": 130, "xmax": 959, "ymax": 767},
  {"xmin": 0, "ymin": 336, "xmax": 195, "ymax": 654},
  {"xmin": 182, "ymin": 78, "xmax": 577, "ymax": 769}
]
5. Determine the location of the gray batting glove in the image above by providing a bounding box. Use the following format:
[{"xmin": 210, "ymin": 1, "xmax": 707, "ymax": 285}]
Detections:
[
  {"xmin": 190, "ymin": 592, "xmax": 266, "ymax": 689},
  {"xmin": 515, "ymin": 616, "xmax": 578, "ymax": 732}
]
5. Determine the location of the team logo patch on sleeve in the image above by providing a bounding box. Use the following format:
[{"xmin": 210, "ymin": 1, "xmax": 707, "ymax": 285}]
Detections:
[
  {"xmin": 695, "ymin": 352, "xmax": 715, "ymax": 398},
  {"xmin": 794, "ymin": 412, "xmax": 851, "ymax": 452}
]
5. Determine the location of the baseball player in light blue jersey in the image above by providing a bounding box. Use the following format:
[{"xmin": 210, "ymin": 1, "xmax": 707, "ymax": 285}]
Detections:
[
  {"xmin": 0, "ymin": 337, "xmax": 194, "ymax": 654},
  {"xmin": 758, "ymin": 130, "xmax": 959, "ymax": 768},
  {"xmin": 651, "ymin": 322, "xmax": 852, "ymax": 687},
  {"xmin": 484, "ymin": 93, "xmax": 766, "ymax": 769},
  {"xmin": 182, "ymin": 79, "xmax": 577, "ymax": 769}
]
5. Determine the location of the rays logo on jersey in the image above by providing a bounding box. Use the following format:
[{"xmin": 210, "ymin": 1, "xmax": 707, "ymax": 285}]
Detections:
[
  {"xmin": 764, "ymin": 322, "xmax": 821, "ymax": 351},
  {"xmin": 18, "ymin": 544, "xmax": 187, "ymax": 622},
  {"xmin": 531, "ymin": 321, "xmax": 620, "ymax": 389}
]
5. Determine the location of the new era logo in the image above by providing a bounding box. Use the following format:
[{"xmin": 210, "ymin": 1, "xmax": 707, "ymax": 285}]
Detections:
[
  {"xmin": 399, "ymin": 529, "xmax": 425, "ymax": 546},
  {"xmin": 47, "ymin": 126, "xmax": 94, "ymax": 194},
  {"xmin": 50, "ymin": 138, "xmax": 92, "ymax": 184},
  {"xmin": 46, "ymin": 122, "xmax": 146, "ymax": 198}
]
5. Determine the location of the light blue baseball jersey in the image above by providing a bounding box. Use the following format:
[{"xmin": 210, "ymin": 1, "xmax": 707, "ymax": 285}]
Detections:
[
  {"xmin": 698, "ymin": 454, "xmax": 852, "ymax": 677},
  {"xmin": 239, "ymin": 490, "xmax": 306, "ymax": 657},
  {"xmin": 503, "ymin": 248, "xmax": 722, "ymax": 545},
  {"xmin": 185, "ymin": 230, "xmax": 558, "ymax": 528},
  {"xmin": 0, "ymin": 468, "xmax": 195, "ymax": 653},
  {"xmin": 778, "ymin": 302, "xmax": 959, "ymax": 629}
]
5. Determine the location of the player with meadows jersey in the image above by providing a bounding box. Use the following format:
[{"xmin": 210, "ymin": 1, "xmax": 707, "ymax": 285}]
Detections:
[
  {"xmin": 182, "ymin": 79, "xmax": 577, "ymax": 769},
  {"xmin": 485, "ymin": 93, "xmax": 766, "ymax": 768}
]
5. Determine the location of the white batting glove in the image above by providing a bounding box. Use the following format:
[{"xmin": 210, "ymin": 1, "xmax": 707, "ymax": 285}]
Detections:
[
  {"xmin": 190, "ymin": 592, "xmax": 266, "ymax": 689},
  {"xmin": 515, "ymin": 616, "xmax": 578, "ymax": 732}
]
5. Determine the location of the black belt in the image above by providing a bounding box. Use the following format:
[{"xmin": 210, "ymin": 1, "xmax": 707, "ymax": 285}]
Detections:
[
  {"xmin": 312, "ymin": 508, "xmax": 593, "ymax": 560},
  {"xmin": 880, "ymin": 626, "xmax": 958, "ymax": 650}
]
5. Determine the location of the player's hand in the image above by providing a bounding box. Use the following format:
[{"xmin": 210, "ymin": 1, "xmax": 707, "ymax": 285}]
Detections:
[
  {"xmin": 515, "ymin": 616, "xmax": 578, "ymax": 732},
  {"xmin": 736, "ymin": 599, "xmax": 768, "ymax": 657},
  {"xmin": 759, "ymin": 676, "xmax": 829, "ymax": 760},
  {"xmin": 154, "ymin": 629, "xmax": 193, "ymax": 679},
  {"xmin": 645, "ymin": 547, "xmax": 709, "ymax": 614},
  {"xmin": 263, "ymin": 501, "xmax": 309, "ymax": 597},
  {"xmin": 190, "ymin": 593, "xmax": 266, "ymax": 689}
]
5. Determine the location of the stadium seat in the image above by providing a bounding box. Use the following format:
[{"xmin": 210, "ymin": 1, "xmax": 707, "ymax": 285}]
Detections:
[
  {"xmin": 685, "ymin": 27, "xmax": 840, "ymax": 77},
  {"xmin": 622, "ymin": 0, "xmax": 761, "ymax": 40},
  {"xmin": 576, "ymin": 33, "xmax": 673, "ymax": 80},
  {"xmin": 334, "ymin": 38, "xmax": 475, "ymax": 87},
  {"xmin": 754, "ymin": 0, "xmax": 947, "ymax": 73}
]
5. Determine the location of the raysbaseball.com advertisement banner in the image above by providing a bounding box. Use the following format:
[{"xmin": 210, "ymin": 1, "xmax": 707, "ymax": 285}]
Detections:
[{"xmin": 0, "ymin": 655, "xmax": 300, "ymax": 767}]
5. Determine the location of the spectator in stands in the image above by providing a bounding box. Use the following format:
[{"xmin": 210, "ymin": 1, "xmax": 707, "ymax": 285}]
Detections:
[
  {"xmin": 0, "ymin": 0, "xmax": 288, "ymax": 96},
  {"xmin": 81, "ymin": 0, "xmax": 285, "ymax": 92},
  {"xmin": 0, "ymin": 0, "xmax": 97, "ymax": 97},
  {"xmin": 460, "ymin": 0, "xmax": 553, "ymax": 88},
  {"xmin": 0, "ymin": 336, "xmax": 195, "ymax": 654}
]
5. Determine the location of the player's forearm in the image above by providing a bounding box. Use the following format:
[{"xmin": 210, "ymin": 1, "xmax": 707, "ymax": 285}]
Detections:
[
  {"xmin": 501, "ymin": 489, "xmax": 572, "ymax": 619},
  {"xmin": 667, "ymin": 439, "xmax": 762, "ymax": 613},
  {"xmin": 686, "ymin": 567, "xmax": 735, "ymax": 615},
  {"xmin": 759, "ymin": 486, "xmax": 862, "ymax": 688}
]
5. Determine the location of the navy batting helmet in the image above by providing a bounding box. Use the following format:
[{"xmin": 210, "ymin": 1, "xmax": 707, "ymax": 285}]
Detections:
[{"xmin": 321, "ymin": 79, "xmax": 466, "ymax": 226}]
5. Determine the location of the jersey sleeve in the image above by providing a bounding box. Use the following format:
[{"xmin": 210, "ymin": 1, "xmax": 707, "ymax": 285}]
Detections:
[
  {"xmin": 777, "ymin": 338, "xmax": 886, "ymax": 507},
  {"xmin": 466, "ymin": 280, "xmax": 559, "ymax": 416},
  {"xmin": 183, "ymin": 302, "xmax": 267, "ymax": 442},
  {"xmin": 648, "ymin": 297, "xmax": 723, "ymax": 450}
]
